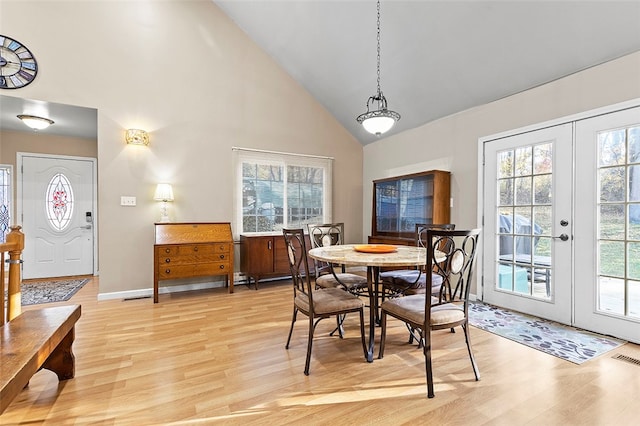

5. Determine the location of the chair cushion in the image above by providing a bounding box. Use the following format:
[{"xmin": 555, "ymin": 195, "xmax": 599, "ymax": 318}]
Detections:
[
  {"xmin": 381, "ymin": 295, "xmax": 464, "ymax": 326},
  {"xmin": 295, "ymin": 287, "xmax": 364, "ymax": 315},
  {"xmin": 381, "ymin": 270, "xmax": 443, "ymax": 297},
  {"xmin": 431, "ymin": 303, "xmax": 465, "ymax": 325},
  {"xmin": 380, "ymin": 270, "xmax": 443, "ymax": 288},
  {"xmin": 315, "ymin": 273, "xmax": 367, "ymax": 290}
]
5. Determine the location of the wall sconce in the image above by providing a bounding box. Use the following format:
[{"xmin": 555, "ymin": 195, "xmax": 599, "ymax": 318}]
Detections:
[
  {"xmin": 153, "ymin": 183, "xmax": 174, "ymax": 223},
  {"xmin": 125, "ymin": 129, "xmax": 150, "ymax": 146},
  {"xmin": 17, "ymin": 114, "xmax": 54, "ymax": 130}
]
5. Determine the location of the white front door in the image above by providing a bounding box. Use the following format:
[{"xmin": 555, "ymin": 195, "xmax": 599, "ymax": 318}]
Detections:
[
  {"xmin": 19, "ymin": 154, "xmax": 96, "ymax": 279},
  {"xmin": 482, "ymin": 124, "xmax": 573, "ymax": 324},
  {"xmin": 574, "ymin": 106, "xmax": 640, "ymax": 343}
]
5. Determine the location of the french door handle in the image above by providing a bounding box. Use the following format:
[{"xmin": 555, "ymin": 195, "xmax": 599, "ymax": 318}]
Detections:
[
  {"xmin": 79, "ymin": 225, "xmax": 92, "ymax": 230},
  {"xmin": 554, "ymin": 234, "xmax": 569, "ymax": 241}
]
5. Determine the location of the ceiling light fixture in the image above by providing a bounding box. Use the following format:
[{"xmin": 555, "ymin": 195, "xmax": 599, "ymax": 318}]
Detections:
[
  {"xmin": 356, "ymin": 0, "xmax": 400, "ymax": 136},
  {"xmin": 17, "ymin": 114, "xmax": 54, "ymax": 131}
]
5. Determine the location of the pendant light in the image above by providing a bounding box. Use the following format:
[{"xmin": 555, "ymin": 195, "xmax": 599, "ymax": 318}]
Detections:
[{"xmin": 356, "ymin": 0, "xmax": 400, "ymax": 136}]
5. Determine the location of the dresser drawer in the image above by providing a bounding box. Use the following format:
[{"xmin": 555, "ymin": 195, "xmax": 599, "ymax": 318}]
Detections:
[
  {"xmin": 158, "ymin": 252, "xmax": 231, "ymax": 266},
  {"xmin": 157, "ymin": 244, "xmax": 226, "ymax": 256},
  {"xmin": 158, "ymin": 262, "xmax": 231, "ymax": 279}
]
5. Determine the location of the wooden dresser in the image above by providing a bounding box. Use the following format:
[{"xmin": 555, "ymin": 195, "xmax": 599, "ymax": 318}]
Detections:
[
  {"xmin": 154, "ymin": 222, "xmax": 233, "ymax": 303},
  {"xmin": 240, "ymin": 233, "xmax": 311, "ymax": 289}
]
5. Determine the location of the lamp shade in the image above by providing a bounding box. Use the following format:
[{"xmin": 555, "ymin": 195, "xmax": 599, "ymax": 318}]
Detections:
[
  {"xmin": 153, "ymin": 184, "xmax": 174, "ymax": 202},
  {"xmin": 361, "ymin": 115, "xmax": 397, "ymax": 135}
]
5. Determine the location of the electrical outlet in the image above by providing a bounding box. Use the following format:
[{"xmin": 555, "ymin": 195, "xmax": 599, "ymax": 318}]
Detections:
[{"xmin": 121, "ymin": 196, "xmax": 137, "ymax": 206}]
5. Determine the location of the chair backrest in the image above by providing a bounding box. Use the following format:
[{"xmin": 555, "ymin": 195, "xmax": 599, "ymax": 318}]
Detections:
[
  {"xmin": 307, "ymin": 223, "xmax": 345, "ymax": 276},
  {"xmin": 415, "ymin": 223, "xmax": 455, "ymax": 248},
  {"xmin": 308, "ymin": 223, "xmax": 345, "ymax": 248},
  {"xmin": 416, "ymin": 224, "xmax": 456, "ymax": 280},
  {"xmin": 283, "ymin": 228, "xmax": 313, "ymax": 304},
  {"xmin": 426, "ymin": 228, "xmax": 481, "ymax": 309}
]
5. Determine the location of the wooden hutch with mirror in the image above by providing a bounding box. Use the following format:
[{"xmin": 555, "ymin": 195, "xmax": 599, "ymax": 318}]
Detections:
[{"xmin": 368, "ymin": 170, "xmax": 451, "ymax": 246}]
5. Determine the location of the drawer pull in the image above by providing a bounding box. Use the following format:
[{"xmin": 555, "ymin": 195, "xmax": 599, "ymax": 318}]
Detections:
[
  {"xmin": 165, "ymin": 269, "xmax": 171, "ymax": 274},
  {"xmin": 165, "ymin": 258, "xmax": 171, "ymax": 263},
  {"xmin": 219, "ymin": 265, "xmax": 225, "ymax": 270},
  {"xmin": 194, "ymin": 246, "xmax": 199, "ymax": 252},
  {"xmin": 165, "ymin": 248, "xmax": 170, "ymax": 253},
  {"xmin": 219, "ymin": 254, "xmax": 225, "ymax": 260}
]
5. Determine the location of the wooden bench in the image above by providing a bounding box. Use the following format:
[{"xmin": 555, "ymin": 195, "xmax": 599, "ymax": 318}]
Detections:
[{"xmin": 0, "ymin": 304, "xmax": 81, "ymax": 415}]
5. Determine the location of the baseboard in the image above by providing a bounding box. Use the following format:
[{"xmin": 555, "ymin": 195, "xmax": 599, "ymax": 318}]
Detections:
[{"xmin": 98, "ymin": 280, "xmax": 236, "ymax": 301}]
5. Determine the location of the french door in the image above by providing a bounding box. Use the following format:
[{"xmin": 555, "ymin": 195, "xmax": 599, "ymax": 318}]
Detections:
[
  {"xmin": 482, "ymin": 124, "xmax": 573, "ymax": 324},
  {"xmin": 574, "ymin": 107, "xmax": 640, "ymax": 342},
  {"xmin": 482, "ymin": 103, "xmax": 640, "ymax": 343}
]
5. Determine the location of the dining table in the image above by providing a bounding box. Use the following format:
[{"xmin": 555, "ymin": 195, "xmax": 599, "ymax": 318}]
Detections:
[{"xmin": 308, "ymin": 243, "xmax": 429, "ymax": 362}]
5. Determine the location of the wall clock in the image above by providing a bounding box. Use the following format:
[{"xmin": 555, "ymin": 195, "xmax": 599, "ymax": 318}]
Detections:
[{"xmin": 0, "ymin": 35, "xmax": 38, "ymax": 89}]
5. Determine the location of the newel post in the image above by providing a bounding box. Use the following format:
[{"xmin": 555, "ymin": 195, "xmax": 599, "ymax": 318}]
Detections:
[{"xmin": 6, "ymin": 225, "xmax": 25, "ymax": 321}]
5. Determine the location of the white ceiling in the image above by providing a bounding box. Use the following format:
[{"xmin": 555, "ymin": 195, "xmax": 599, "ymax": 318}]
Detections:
[
  {"xmin": 214, "ymin": 0, "xmax": 640, "ymax": 145},
  {"xmin": 1, "ymin": 1, "xmax": 638, "ymax": 144},
  {"xmin": 0, "ymin": 94, "xmax": 97, "ymax": 140}
]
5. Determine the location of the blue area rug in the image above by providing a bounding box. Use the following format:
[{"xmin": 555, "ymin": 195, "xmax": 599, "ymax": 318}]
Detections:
[{"xmin": 469, "ymin": 301, "xmax": 625, "ymax": 364}]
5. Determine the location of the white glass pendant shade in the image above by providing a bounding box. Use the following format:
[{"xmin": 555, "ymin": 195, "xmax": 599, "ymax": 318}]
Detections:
[{"xmin": 362, "ymin": 115, "xmax": 396, "ymax": 135}]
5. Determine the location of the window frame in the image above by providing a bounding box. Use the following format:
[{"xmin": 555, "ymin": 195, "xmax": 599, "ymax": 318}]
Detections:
[{"xmin": 232, "ymin": 148, "xmax": 333, "ymax": 237}]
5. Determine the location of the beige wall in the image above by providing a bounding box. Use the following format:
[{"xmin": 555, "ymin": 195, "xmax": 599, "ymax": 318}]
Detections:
[
  {"xmin": 0, "ymin": 130, "xmax": 97, "ymax": 167},
  {"xmin": 0, "ymin": 1, "xmax": 363, "ymax": 297},
  {"xmin": 363, "ymin": 51, "xmax": 640, "ymax": 292}
]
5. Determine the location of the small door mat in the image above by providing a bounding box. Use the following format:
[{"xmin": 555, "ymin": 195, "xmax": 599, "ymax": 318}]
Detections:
[
  {"xmin": 469, "ymin": 301, "xmax": 625, "ymax": 364},
  {"xmin": 6, "ymin": 278, "xmax": 90, "ymax": 306}
]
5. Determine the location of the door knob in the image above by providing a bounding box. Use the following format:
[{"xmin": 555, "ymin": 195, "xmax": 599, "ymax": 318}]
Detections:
[{"xmin": 554, "ymin": 234, "xmax": 569, "ymax": 241}]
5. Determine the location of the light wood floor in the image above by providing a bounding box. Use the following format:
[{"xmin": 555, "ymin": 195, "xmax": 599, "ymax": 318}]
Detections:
[{"xmin": 3, "ymin": 277, "xmax": 640, "ymax": 425}]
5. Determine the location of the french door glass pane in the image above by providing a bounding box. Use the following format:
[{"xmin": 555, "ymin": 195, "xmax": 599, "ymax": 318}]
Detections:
[
  {"xmin": 599, "ymin": 277, "xmax": 624, "ymax": 315},
  {"xmin": 496, "ymin": 142, "xmax": 553, "ymax": 300},
  {"xmin": 629, "ymin": 281, "xmax": 640, "ymax": 318},
  {"xmin": 596, "ymin": 124, "xmax": 640, "ymax": 318}
]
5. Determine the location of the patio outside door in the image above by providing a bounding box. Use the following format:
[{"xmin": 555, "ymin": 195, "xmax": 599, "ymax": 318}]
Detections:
[{"xmin": 482, "ymin": 124, "xmax": 573, "ymax": 325}]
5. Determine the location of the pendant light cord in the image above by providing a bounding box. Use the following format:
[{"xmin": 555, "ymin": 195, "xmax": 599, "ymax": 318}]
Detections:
[{"xmin": 376, "ymin": 0, "xmax": 382, "ymax": 96}]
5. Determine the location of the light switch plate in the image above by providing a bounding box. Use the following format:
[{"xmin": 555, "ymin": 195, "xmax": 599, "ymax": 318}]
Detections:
[{"xmin": 121, "ymin": 196, "xmax": 136, "ymax": 206}]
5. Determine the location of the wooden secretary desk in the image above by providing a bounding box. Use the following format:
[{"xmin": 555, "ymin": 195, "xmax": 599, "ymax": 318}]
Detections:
[{"xmin": 153, "ymin": 222, "xmax": 234, "ymax": 303}]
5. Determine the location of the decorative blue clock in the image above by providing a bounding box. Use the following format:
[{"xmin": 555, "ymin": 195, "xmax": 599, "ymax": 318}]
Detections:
[{"xmin": 0, "ymin": 35, "xmax": 38, "ymax": 89}]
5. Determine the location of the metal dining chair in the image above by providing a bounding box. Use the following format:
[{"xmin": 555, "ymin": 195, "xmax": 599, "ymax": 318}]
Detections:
[
  {"xmin": 378, "ymin": 228, "xmax": 481, "ymax": 398},
  {"xmin": 283, "ymin": 228, "xmax": 367, "ymax": 375},
  {"xmin": 307, "ymin": 223, "xmax": 368, "ymax": 297}
]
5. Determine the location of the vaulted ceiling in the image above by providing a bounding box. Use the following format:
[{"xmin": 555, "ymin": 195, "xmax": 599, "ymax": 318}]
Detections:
[
  {"xmin": 2, "ymin": 2, "xmax": 639, "ymax": 144},
  {"xmin": 215, "ymin": 0, "xmax": 640, "ymax": 145}
]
